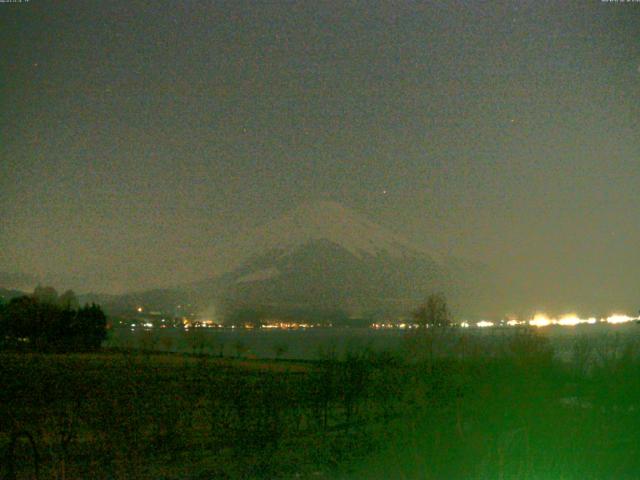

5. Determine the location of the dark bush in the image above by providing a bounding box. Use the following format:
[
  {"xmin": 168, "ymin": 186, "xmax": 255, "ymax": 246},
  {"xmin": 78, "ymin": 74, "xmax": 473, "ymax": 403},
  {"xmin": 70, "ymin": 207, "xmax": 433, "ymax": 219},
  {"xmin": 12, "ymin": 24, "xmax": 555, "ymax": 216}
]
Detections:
[{"xmin": 0, "ymin": 292, "xmax": 107, "ymax": 352}]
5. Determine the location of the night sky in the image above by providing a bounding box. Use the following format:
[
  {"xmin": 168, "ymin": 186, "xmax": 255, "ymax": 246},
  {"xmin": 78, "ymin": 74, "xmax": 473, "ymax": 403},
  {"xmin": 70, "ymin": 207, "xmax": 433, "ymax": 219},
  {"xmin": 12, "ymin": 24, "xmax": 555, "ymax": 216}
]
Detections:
[{"xmin": 2, "ymin": 1, "xmax": 639, "ymax": 313}]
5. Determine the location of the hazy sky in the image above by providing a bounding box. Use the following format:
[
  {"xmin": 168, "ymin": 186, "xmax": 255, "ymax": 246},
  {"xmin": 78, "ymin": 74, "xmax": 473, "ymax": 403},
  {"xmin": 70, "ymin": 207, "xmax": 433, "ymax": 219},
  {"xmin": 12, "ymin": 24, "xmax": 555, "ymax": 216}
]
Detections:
[{"xmin": 1, "ymin": 1, "xmax": 639, "ymax": 312}]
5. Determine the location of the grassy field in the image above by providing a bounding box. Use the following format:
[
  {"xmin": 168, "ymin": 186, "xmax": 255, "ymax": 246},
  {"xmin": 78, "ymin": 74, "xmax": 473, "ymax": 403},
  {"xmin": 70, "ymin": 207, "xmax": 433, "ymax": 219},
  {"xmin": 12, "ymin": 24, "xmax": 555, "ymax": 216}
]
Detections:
[{"xmin": 3, "ymin": 329, "xmax": 640, "ymax": 479}]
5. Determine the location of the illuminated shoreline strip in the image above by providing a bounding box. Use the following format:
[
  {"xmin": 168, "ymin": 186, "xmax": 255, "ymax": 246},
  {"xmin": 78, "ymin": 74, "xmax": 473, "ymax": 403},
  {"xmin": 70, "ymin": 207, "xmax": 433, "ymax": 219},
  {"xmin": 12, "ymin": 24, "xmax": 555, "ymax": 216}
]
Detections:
[{"xmin": 455, "ymin": 313, "xmax": 639, "ymax": 329}]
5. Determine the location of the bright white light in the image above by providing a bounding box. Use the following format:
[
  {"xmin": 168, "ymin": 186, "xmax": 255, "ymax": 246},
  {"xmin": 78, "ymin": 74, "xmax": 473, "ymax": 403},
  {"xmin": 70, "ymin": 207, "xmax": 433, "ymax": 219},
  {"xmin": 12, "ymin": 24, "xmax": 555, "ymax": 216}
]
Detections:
[
  {"xmin": 476, "ymin": 321, "xmax": 494, "ymax": 328},
  {"xmin": 530, "ymin": 314, "xmax": 553, "ymax": 328},
  {"xmin": 557, "ymin": 314, "xmax": 582, "ymax": 326},
  {"xmin": 606, "ymin": 314, "xmax": 636, "ymax": 324},
  {"xmin": 465, "ymin": 313, "xmax": 634, "ymax": 328},
  {"xmin": 136, "ymin": 307, "xmax": 143, "ymax": 313}
]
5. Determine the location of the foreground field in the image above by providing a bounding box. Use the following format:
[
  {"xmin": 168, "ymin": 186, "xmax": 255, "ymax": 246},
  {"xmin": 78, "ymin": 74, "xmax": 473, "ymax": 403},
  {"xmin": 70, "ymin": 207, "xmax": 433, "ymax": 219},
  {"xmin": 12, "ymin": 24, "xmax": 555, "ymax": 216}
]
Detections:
[{"xmin": 3, "ymin": 329, "xmax": 640, "ymax": 479}]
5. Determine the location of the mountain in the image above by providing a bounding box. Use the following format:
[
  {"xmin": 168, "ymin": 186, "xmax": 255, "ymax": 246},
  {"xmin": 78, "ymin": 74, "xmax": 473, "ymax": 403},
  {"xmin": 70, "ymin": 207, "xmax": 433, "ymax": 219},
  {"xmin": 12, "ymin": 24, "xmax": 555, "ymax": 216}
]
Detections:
[
  {"xmin": 183, "ymin": 201, "xmax": 494, "ymax": 320},
  {"xmin": 97, "ymin": 201, "xmax": 495, "ymax": 320},
  {"xmin": 0, "ymin": 271, "xmax": 94, "ymax": 296},
  {"xmin": 220, "ymin": 201, "xmax": 439, "ymax": 263},
  {"xmin": 206, "ymin": 238, "xmax": 443, "ymax": 315}
]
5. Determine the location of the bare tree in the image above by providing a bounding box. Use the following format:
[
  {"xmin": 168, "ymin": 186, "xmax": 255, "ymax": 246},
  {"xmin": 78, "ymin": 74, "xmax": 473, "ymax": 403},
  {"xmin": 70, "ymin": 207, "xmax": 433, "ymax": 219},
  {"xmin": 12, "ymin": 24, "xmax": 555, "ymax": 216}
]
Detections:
[
  {"xmin": 412, "ymin": 293, "xmax": 452, "ymax": 328},
  {"xmin": 408, "ymin": 293, "xmax": 453, "ymax": 368},
  {"xmin": 59, "ymin": 290, "xmax": 79, "ymax": 310}
]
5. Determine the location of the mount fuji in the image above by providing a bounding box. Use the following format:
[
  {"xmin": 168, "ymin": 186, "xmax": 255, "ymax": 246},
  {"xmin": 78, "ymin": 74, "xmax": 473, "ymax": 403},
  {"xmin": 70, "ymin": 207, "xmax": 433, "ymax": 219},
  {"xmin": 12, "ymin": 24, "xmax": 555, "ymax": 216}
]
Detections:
[
  {"xmin": 183, "ymin": 201, "xmax": 494, "ymax": 320},
  {"xmin": 98, "ymin": 201, "xmax": 495, "ymax": 320}
]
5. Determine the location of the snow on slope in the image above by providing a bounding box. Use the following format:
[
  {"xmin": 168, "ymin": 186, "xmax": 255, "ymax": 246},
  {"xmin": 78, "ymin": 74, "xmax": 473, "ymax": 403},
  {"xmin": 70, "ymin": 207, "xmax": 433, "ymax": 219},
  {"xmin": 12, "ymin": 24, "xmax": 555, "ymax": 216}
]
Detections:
[
  {"xmin": 235, "ymin": 200, "xmax": 435, "ymax": 262},
  {"xmin": 236, "ymin": 267, "xmax": 280, "ymax": 283},
  {"xmin": 137, "ymin": 200, "xmax": 491, "ymax": 317}
]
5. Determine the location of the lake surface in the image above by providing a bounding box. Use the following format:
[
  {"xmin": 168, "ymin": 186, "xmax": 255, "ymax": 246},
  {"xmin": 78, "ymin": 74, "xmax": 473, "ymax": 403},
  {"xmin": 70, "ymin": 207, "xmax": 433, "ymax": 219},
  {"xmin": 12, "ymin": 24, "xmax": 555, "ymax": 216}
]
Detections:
[{"xmin": 106, "ymin": 323, "xmax": 640, "ymax": 361}]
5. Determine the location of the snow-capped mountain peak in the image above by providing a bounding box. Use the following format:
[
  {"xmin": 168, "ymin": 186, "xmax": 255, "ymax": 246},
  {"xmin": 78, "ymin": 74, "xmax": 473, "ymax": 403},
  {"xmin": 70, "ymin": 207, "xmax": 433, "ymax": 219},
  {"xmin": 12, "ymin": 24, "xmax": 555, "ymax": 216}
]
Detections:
[{"xmin": 244, "ymin": 200, "xmax": 434, "ymax": 261}]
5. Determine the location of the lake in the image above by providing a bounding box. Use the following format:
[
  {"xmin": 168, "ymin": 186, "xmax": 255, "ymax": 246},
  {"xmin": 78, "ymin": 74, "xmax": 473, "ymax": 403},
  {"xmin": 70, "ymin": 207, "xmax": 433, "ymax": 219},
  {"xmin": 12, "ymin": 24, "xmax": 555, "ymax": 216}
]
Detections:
[{"xmin": 106, "ymin": 323, "xmax": 640, "ymax": 361}]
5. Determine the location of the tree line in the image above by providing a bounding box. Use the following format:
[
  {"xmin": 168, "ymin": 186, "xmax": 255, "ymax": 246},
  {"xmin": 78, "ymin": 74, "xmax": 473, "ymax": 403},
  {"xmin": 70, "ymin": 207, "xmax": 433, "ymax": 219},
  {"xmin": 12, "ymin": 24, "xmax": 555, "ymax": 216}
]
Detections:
[{"xmin": 0, "ymin": 286, "xmax": 107, "ymax": 352}]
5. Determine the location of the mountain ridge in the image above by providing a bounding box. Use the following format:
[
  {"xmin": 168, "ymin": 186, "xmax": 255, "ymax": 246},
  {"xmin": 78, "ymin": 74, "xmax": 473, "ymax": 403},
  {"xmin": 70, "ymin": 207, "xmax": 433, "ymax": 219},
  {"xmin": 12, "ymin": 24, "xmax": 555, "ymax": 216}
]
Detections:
[
  {"xmin": 6, "ymin": 201, "xmax": 496, "ymax": 319},
  {"xmin": 179, "ymin": 202, "xmax": 493, "ymax": 319}
]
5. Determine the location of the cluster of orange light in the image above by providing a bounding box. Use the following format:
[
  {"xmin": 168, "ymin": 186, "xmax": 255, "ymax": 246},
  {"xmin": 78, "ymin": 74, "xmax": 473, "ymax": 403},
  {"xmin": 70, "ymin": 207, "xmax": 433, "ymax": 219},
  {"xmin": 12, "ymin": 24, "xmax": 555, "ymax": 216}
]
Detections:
[
  {"xmin": 261, "ymin": 322, "xmax": 314, "ymax": 329},
  {"xmin": 371, "ymin": 323, "xmax": 421, "ymax": 329}
]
